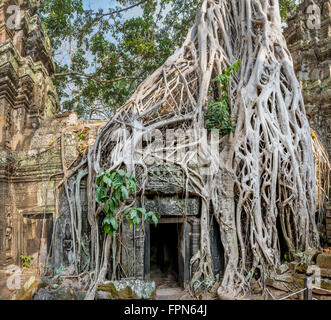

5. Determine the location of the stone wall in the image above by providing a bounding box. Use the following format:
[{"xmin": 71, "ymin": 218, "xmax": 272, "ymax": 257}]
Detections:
[
  {"xmin": 0, "ymin": 0, "xmax": 105, "ymax": 268},
  {"xmin": 285, "ymin": 0, "xmax": 331, "ymax": 159},
  {"xmin": 285, "ymin": 0, "xmax": 331, "ymax": 244}
]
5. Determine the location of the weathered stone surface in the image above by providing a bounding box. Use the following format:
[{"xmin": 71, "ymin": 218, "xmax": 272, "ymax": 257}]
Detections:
[
  {"xmin": 293, "ymin": 272, "xmax": 306, "ymax": 287},
  {"xmin": 317, "ymin": 267, "xmax": 331, "ymax": 278},
  {"xmin": 285, "ymin": 0, "xmax": 331, "ymax": 244},
  {"xmin": 47, "ymin": 287, "xmax": 80, "ymax": 300},
  {"xmin": 266, "ymin": 273, "xmax": 296, "ymax": 292},
  {"xmin": 33, "ymin": 288, "xmax": 54, "ymax": 300},
  {"xmin": 96, "ymin": 280, "xmax": 156, "ymax": 300},
  {"xmin": 293, "ymin": 272, "xmax": 331, "ymax": 295},
  {"xmin": 326, "ymin": 204, "xmax": 331, "ymax": 244},
  {"xmin": 0, "ymin": 0, "xmax": 105, "ymax": 268},
  {"xmin": 12, "ymin": 276, "xmax": 42, "ymax": 300},
  {"xmin": 141, "ymin": 165, "xmax": 194, "ymax": 195},
  {"xmin": 34, "ymin": 286, "xmax": 86, "ymax": 300},
  {"xmin": 316, "ymin": 253, "xmax": 331, "ymax": 269},
  {"xmin": 292, "ymin": 248, "xmax": 321, "ymax": 269},
  {"xmin": 144, "ymin": 196, "xmax": 200, "ymax": 216},
  {"xmin": 276, "ymin": 264, "xmax": 290, "ymax": 275},
  {"xmin": 290, "ymin": 251, "xmax": 331, "ymax": 296},
  {"xmin": 34, "ymin": 272, "xmax": 88, "ymax": 300},
  {"xmin": 33, "ymin": 273, "xmax": 88, "ymax": 300},
  {"xmin": 54, "ymin": 187, "xmax": 90, "ymax": 271},
  {"xmin": 285, "ymin": 0, "xmax": 331, "ymax": 162}
]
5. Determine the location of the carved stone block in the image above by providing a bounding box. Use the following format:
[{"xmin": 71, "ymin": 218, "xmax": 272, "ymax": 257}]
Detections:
[{"xmin": 144, "ymin": 196, "xmax": 200, "ymax": 216}]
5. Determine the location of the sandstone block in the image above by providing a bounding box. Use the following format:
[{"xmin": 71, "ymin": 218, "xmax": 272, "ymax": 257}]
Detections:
[
  {"xmin": 96, "ymin": 280, "xmax": 156, "ymax": 300},
  {"xmin": 12, "ymin": 276, "xmax": 42, "ymax": 300}
]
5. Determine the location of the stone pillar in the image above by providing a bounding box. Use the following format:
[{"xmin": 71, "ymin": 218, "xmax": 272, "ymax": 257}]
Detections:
[
  {"xmin": 134, "ymin": 225, "xmax": 146, "ymax": 279},
  {"xmin": 190, "ymin": 217, "xmax": 201, "ymax": 275},
  {"xmin": 182, "ymin": 221, "xmax": 192, "ymax": 286}
]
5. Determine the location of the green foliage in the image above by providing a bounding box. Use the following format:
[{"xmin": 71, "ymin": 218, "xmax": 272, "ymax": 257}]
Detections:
[
  {"xmin": 205, "ymin": 101, "xmax": 236, "ymax": 136},
  {"xmin": 284, "ymin": 253, "xmax": 289, "ymax": 262},
  {"xmin": 37, "ymin": 1, "xmax": 296, "ymax": 119},
  {"xmin": 204, "ymin": 60, "xmax": 241, "ymax": 136},
  {"xmin": 77, "ymin": 131, "xmax": 87, "ymax": 141},
  {"xmin": 38, "ymin": 0, "xmax": 84, "ymax": 51},
  {"xmin": 20, "ymin": 253, "xmax": 34, "ymax": 268},
  {"xmin": 279, "ymin": 0, "xmax": 299, "ymax": 21},
  {"xmin": 96, "ymin": 169, "xmax": 160, "ymax": 236},
  {"xmin": 37, "ymin": 0, "xmax": 177, "ymax": 119}
]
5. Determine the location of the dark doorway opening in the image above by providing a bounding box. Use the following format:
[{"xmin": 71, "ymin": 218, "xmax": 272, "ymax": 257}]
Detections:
[
  {"xmin": 210, "ymin": 214, "xmax": 225, "ymax": 277},
  {"xmin": 150, "ymin": 223, "xmax": 179, "ymax": 285},
  {"xmin": 276, "ymin": 214, "xmax": 288, "ymax": 262}
]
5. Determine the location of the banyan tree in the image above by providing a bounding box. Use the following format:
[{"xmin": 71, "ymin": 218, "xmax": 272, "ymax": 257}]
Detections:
[{"xmin": 56, "ymin": 0, "xmax": 323, "ymax": 299}]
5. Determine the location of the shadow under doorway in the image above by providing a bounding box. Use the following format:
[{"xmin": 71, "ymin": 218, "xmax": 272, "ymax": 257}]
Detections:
[{"xmin": 150, "ymin": 223, "xmax": 180, "ymax": 288}]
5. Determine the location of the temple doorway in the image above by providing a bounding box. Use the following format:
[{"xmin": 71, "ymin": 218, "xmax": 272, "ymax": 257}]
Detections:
[
  {"xmin": 144, "ymin": 217, "xmax": 191, "ymax": 289},
  {"xmin": 150, "ymin": 223, "xmax": 179, "ymax": 283}
]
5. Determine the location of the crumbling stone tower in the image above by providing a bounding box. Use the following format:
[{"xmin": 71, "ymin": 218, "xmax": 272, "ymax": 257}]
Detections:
[
  {"xmin": 0, "ymin": 0, "xmax": 104, "ymax": 268},
  {"xmin": 0, "ymin": 0, "xmax": 60, "ymax": 267}
]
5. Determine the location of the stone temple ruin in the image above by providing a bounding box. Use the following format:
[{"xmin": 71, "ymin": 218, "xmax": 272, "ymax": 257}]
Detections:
[
  {"xmin": 55, "ymin": 163, "xmax": 224, "ymax": 286},
  {"xmin": 52, "ymin": 0, "xmax": 331, "ymax": 289},
  {"xmin": 0, "ymin": 0, "xmax": 105, "ymax": 269},
  {"xmin": 0, "ymin": 0, "xmax": 330, "ymax": 294}
]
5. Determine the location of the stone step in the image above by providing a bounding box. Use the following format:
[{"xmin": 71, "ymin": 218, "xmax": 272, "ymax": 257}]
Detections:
[{"xmin": 156, "ymin": 287, "xmax": 184, "ymax": 300}]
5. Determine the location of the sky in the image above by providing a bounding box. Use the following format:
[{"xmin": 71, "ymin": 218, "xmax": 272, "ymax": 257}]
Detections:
[
  {"xmin": 55, "ymin": 0, "xmax": 144, "ymax": 68},
  {"xmin": 83, "ymin": 0, "xmax": 116, "ymax": 10},
  {"xmin": 82, "ymin": 0, "xmax": 143, "ymax": 18},
  {"xmin": 55, "ymin": 0, "xmax": 145, "ymax": 114}
]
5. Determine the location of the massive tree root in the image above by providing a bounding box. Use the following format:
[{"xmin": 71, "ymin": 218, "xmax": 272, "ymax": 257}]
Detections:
[{"xmin": 56, "ymin": 0, "xmax": 322, "ymax": 299}]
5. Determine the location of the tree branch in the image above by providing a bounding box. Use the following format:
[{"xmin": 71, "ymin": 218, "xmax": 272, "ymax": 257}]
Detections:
[
  {"xmin": 92, "ymin": 1, "xmax": 147, "ymax": 21},
  {"xmin": 53, "ymin": 71, "xmax": 142, "ymax": 83}
]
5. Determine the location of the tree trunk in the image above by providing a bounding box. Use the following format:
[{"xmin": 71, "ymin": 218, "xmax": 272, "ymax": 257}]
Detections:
[{"xmin": 61, "ymin": 0, "xmax": 321, "ymax": 299}]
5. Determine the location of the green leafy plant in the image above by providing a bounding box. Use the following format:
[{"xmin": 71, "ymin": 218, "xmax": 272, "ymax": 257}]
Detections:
[
  {"xmin": 96, "ymin": 169, "xmax": 160, "ymax": 236},
  {"xmin": 205, "ymin": 60, "xmax": 241, "ymax": 136},
  {"xmin": 279, "ymin": 0, "xmax": 298, "ymax": 21},
  {"xmin": 284, "ymin": 253, "xmax": 288, "ymax": 262},
  {"xmin": 20, "ymin": 253, "xmax": 34, "ymax": 268},
  {"xmin": 77, "ymin": 131, "xmax": 87, "ymax": 141}
]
